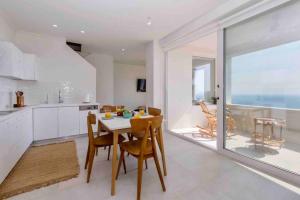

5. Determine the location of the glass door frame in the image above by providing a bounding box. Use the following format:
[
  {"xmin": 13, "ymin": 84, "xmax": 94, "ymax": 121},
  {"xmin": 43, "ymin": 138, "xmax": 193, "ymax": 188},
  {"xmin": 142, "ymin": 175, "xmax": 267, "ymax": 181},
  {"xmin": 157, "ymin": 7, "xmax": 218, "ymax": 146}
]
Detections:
[
  {"xmin": 162, "ymin": 0, "xmax": 299, "ymax": 186},
  {"xmin": 216, "ymin": 14, "xmax": 300, "ymax": 188}
]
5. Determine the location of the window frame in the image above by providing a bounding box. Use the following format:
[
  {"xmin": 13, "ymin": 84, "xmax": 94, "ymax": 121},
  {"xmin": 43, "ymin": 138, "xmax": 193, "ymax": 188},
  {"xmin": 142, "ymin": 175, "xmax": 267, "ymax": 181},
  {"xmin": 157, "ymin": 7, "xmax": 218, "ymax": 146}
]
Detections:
[{"xmin": 192, "ymin": 57, "xmax": 216, "ymax": 105}]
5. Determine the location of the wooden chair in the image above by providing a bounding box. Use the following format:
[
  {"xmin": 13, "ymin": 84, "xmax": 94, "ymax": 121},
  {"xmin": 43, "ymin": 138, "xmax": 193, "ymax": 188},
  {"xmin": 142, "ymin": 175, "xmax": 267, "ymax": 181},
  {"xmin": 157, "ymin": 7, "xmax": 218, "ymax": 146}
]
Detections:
[
  {"xmin": 100, "ymin": 105, "xmax": 117, "ymax": 113},
  {"xmin": 197, "ymin": 101, "xmax": 235, "ymax": 137},
  {"xmin": 150, "ymin": 115, "xmax": 167, "ymax": 176},
  {"xmin": 145, "ymin": 107, "xmax": 167, "ymax": 176},
  {"xmin": 148, "ymin": 107, "xmax": 161, "ymax": 116},
  {"xmin": 84, "ymin": 112, "xmax": 126, "ymax": 183},
  {"xmin": 226, "ymin": 109, "xmax": 236, "ymax": 135},
  {"xmin": 197, "ymin": 101, "xmax": 217, "ymax": 137},
  {"xmin": 98, "ymin": 105, "xmax": 125, "ymax": 159},
  {"xmin": 135, "ymin": 107, "xmax": 167, "ymax": 175},
  {"xmin": 137, "ymin": 106, "xmax": 146, "ymax": 111},
  {"xmin": 116, "ymin": 117, "xmax": 166, "ymax": 200}
]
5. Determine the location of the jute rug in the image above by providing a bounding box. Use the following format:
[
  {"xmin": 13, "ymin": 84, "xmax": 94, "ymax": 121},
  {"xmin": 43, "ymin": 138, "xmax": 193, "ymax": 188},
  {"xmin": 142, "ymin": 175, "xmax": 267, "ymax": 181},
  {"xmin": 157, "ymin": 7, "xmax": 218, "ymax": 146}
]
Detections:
[{"xmin": 0, "ymin": 141, "xmax": 79, "ymax": 199}]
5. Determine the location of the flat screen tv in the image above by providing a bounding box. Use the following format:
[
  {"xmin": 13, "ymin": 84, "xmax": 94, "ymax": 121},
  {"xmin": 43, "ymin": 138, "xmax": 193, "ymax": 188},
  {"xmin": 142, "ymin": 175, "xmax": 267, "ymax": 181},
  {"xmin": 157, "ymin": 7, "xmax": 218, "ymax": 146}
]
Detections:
[{"xmin": 137, "ymin": 79, "xmax": 146, "ymax": 92}]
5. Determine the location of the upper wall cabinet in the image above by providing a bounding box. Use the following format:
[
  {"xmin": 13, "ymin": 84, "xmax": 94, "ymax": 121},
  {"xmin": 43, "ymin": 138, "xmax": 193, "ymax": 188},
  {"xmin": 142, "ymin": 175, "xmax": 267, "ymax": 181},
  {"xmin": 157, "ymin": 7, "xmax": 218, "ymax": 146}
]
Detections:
[
  {"xmin": 0, "ymin": 41, "xmax": 37, "ymax": 80},
  {"xmin": 0, "ymin": 41, "xmax": 23, "ymax": 79},
  {"xmin": 22, "ymin": 53, "xmax": 37, "ymax": 81}
]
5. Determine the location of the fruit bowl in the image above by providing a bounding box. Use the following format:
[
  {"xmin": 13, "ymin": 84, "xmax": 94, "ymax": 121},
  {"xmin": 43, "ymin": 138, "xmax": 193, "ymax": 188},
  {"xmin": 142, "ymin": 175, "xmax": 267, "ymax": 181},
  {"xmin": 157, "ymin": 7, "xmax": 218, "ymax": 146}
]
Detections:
[{"xmin": 123, "ymin": 110, "xmax": 132, "ymax": 118}]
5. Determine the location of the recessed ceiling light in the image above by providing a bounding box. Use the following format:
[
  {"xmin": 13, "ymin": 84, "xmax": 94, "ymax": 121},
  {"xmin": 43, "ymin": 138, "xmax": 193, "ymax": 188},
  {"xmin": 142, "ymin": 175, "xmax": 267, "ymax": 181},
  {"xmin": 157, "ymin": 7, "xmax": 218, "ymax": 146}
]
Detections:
[
  {"xmin": 121, "ymin": 48, "xmax": 126, "ymax": 52},
  {"xmin": 52, "ymin": 24, "xmax": 58, "ymax": 28},
  {"xmin": 146, "ymin": 17, "xmax": 152, "ymax": 26},
  {"xmin": 80, "ymin": 30, "xmax": 85, "ymax": 34}
]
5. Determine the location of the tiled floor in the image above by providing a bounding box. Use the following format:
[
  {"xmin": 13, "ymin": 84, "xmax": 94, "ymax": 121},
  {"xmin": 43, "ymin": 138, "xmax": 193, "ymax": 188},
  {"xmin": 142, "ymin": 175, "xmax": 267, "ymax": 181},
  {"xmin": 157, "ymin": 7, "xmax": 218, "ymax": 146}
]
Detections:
[
  {"xmin": 171, "ymin": 128, "xmax": 217, "ymax": 149},
  {"xmin": 10, "ymin": 133, "xmax": 300, "ymax": 200},
  {"xmin": 171, "ymin": 127, "xmax": 300, "ymax": 175},
  {"xmin": 226, "ymin": 133, "xmax": 300, "ymax": 174}
]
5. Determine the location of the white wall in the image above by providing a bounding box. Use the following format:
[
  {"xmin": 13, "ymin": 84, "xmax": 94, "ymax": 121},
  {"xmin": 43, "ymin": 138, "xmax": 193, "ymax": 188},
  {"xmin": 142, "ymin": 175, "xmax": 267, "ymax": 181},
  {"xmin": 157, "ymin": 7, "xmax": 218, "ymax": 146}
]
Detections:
[
  {"xmin": 114, "ymin": 63, "xmax": 146, "ymax": 110},
  {"xmin": 167, "ymin": 45, "xmax": 217, "ymax": 130},
  {"xmin": 85, "ymin": 53, "xmax": 114, "ymax": 105},
  {"xmin": 13, "ymin": 31, "xmax": 96, "ymax": 105},
  {"xmin": 145, "ymin": 40, "xmax": 164, "ymax": 111},
  {"xmin": 0, "ymin": 12, "xmax": 15, "ymax": 42},
  {"xmin": 145, "ymin": 42, "xmax": 154, "ymax": 106}
]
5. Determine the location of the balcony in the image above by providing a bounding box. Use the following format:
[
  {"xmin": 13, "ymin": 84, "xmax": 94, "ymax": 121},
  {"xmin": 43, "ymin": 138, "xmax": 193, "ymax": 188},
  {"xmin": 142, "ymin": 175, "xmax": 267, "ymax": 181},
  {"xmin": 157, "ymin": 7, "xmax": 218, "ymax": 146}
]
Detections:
[
  {"xmin": 226, "ymin": 104, "xmax": 300, "ymax": 174},
  {"xmin": 170, "ymin": 103, "xmax": 300, "ymax": 175}
]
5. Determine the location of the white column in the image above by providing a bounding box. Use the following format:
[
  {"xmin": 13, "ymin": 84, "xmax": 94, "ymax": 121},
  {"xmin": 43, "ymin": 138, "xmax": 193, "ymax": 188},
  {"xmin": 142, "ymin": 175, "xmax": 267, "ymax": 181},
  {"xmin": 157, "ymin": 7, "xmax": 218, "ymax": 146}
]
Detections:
[{"xmin": 145, "ymin": 40, "xmax": 165, "ymax": 111}]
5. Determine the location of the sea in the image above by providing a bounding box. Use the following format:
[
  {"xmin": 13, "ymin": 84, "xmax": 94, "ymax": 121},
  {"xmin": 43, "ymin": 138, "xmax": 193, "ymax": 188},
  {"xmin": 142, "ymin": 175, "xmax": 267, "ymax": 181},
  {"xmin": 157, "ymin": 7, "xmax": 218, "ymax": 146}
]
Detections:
[{"xmin": 231, "ymin": 95, "xmax": 300, "ymax": 110}]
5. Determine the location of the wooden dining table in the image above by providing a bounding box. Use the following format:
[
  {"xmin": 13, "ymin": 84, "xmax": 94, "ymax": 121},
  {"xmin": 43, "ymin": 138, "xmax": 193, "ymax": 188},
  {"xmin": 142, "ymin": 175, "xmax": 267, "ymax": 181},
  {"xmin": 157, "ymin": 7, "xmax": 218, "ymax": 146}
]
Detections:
[{"xmin": 98, "ymin": 113, "xmax": 154, "ymax": 196}]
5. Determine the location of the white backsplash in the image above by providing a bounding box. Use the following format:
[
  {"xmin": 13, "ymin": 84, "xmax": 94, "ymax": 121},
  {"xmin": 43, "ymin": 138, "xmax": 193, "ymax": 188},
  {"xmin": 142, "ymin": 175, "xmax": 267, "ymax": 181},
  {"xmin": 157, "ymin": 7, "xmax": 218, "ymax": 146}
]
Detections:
[
  {"xmin": 0, "ymin": 77, "xmax": 17, "ymax": 109},
  {"xmin": 0, "ymin": 77, "xmax": 95, "ymax": 109},
  {"xmin": 17, "ymin": 80, "xmax": 95, "ymax": 105}
]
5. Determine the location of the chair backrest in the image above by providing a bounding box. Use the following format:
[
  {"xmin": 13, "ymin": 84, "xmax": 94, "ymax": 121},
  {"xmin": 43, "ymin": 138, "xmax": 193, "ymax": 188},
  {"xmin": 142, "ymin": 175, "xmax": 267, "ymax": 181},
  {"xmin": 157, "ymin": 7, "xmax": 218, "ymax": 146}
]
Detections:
[
  {"xmin": 149, "ymin": 115, "xmax": 163, "ymax": 137},
  {"xmin": 87, "ymin": 112, "xmax": 96, "ymax": 144},
  {"xmin": 149, "ymin": 115, "xmax": 163, "ymax": 129},
  {"xmin": 101, "ymin": 105, "xmax": 117, "ymax": 113},
  {"xmin": 101, "ymin": 105, "xmax": 125, "ymax": 113},
  {"xmin": 138, "ymin": 106, "xmax": 146, "ymax": 111},
  {"xmin": 130, "ymin": 118, "xmax": 152, "ymax": 150},
  {"xmin": 148, "ymin": 107, "xmax": 161, "ymax": 116}
]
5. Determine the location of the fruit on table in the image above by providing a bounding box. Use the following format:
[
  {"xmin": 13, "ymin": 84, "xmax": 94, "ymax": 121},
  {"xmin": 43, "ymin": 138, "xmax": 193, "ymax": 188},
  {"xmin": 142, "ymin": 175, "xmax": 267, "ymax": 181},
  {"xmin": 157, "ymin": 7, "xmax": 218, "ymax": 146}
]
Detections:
[
  {"xmin": 117, "ymin": 109, "xmax": 124, "ymax": 116},
  {"xmin": 139, "ymin": 109, "xmax": 145, "ymax": 115},
  {"xmin": 105, "ymin": 112, "xmax": 112, "ymax": 119},
  {"xmin": 133, "ymin": 113, "xmax": 141, "ymax": 119}
]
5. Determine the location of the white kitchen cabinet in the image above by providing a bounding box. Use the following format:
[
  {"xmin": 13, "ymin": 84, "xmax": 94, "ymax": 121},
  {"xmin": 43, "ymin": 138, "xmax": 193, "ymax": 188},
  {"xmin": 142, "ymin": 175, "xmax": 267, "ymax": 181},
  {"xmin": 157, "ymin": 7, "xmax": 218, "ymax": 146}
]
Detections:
[
  {"xmin": 0, "ymin": 109, "xmax": 33, "ymax": 184},
  {"xmin": 0, "ymin": 119, "xmax": 13, "ymax": 183},
  {"xmin": 18, "ymin": 109, "xmax": 33, "ymax": 153},
  {"xmin": 33, "ymin": 107, "xmax": 58, "ymax": 141},
  {"xmin": 0, "ymin": 41, "xmax": 23, "ymax": 79},
  {"xmin": 0, "ymin": 42, "xmax": 37, "ymax": 80},
  {"xmin": 79, "ymin": 110, "xmax": 99, "ymax": 134},
  {"xmin": 22, "ymin": 53, "xmax": 37, "ymax": 80},
  {"xmin": 58, "ymin": 107, "xmax": 79, "ymax": 137}
]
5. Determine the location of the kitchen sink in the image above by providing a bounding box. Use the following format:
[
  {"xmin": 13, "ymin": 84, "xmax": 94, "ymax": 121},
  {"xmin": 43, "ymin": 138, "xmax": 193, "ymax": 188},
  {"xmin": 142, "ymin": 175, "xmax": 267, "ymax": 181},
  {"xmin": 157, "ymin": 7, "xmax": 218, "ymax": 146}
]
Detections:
[{"xmin": 0, "ymin": 110, "xmax": 17, "ymax": 115}]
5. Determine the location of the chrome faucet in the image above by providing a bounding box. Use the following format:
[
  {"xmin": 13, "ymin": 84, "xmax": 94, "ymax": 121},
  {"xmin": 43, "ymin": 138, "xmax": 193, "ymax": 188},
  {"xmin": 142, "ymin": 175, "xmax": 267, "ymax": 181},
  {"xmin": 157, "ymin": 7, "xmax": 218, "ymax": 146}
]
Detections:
[{"xmin": 58, "ymin": 90, "xmax": 64, "ymax": 103}]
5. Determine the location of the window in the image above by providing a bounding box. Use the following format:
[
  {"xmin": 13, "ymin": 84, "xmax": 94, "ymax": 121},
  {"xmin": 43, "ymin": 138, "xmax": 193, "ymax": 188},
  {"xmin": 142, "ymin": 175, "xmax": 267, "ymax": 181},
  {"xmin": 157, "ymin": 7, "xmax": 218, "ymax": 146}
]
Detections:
[
  {"xmin": 192, "ymin": 57, "xmax": 215, "ymax": 104},
  {"xmin": 224, "ymin": 0, "xmax": 300, "ymax": 175},
  {"xmin": 229, "ymin": 40, "xmax": 300, "ymax": 109},
  {"xmin": 224, "ymin": 0, "xmax": 300, "ymax": 110}
]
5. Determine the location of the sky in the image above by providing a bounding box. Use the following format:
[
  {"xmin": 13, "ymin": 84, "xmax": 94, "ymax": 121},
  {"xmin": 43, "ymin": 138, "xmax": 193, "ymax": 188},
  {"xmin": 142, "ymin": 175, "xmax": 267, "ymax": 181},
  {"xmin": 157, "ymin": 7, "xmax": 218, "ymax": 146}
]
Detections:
[
  {"xmin": 230, "ymin": 40, "xmax": 300, "ymax": 96},
  {"xmin": 194, "ymin": 68, "xmax": 204, "ymax": 100},
  {"xmin": 193, "ymin": 63, "xmax": 210, "ymax": 100}
]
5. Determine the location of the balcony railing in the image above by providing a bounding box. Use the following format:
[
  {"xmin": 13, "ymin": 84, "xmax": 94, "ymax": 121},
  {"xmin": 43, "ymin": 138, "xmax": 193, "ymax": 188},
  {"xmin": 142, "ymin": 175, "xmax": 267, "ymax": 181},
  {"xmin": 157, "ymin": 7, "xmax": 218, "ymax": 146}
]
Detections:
[{"xmin": 227, "ymin": 103, "xmax": 300, "ymax": 144}]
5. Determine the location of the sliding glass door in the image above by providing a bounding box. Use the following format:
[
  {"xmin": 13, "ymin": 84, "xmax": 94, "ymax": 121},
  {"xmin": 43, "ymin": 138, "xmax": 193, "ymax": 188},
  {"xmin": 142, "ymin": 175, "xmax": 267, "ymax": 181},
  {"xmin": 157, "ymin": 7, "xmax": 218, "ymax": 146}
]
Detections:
[{"xmin": 223, "ymin": 0, "xmax": 300, "ymax": 175}]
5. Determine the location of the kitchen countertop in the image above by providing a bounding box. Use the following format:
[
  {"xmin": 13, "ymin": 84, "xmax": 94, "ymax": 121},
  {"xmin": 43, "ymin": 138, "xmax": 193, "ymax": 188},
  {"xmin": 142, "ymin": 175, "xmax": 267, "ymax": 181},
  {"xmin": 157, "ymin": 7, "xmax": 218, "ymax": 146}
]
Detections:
[
  {"xmin": 31, "ymin": 102, "xmax": 100, "ymax": 108},
  {"xmin": 0, "ymin": 102, "xmax": 100, "ymax": 122}
]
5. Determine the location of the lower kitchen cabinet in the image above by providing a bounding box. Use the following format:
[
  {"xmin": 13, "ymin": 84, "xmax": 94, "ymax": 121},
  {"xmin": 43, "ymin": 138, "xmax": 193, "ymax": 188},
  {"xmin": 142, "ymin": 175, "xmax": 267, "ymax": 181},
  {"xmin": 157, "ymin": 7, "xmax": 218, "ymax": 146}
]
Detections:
[
  {"xmin": 0, "ymin": 104, "xmax": 98, "ymax": 184},
  {"xmin": 33, "ymin": 107, "xmax": 59, "ymax": 141},
  {"xmin": 33, "ymin": 106, "xmax": 81, "ymax": 141},
  {"xmin": 0, "ymin": 109, "xmax": 33, "ymax": 183},
  {"xmin": 58, "ymin": 107, "xmax": 79, "ymax": 137}
]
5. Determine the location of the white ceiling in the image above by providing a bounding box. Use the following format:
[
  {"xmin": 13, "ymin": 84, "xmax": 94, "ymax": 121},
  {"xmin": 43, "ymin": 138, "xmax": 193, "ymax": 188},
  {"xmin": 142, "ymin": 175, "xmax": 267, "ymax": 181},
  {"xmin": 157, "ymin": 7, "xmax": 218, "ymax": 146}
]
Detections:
[{"xmin": 0, "ymin": 0, "xmax": 228, "ymax": 65}]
